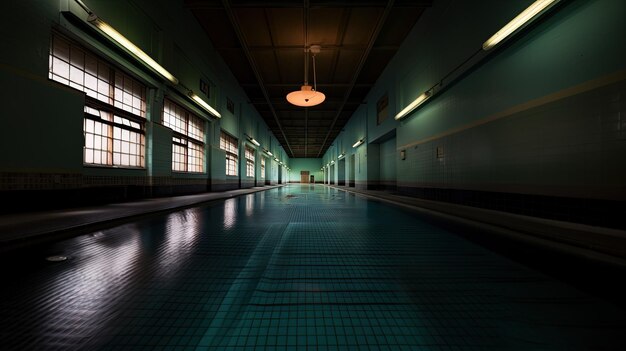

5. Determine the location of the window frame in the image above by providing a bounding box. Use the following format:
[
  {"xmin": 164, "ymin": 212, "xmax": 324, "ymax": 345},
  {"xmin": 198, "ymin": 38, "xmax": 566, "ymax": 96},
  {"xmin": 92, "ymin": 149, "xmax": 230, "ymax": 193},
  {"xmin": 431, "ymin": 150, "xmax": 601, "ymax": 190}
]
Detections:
[
  {"xmin": 220, "ymin": 131, "xmax": 239, "ymax": 176},
  {"xmin": 162, "ymin": 98, "xmax": 206, "ymax": 173},
  {"xmin": 49, "ymin": 31, "xmax": 147, "ymax": 169},
  {"xmin": 245, "ymin": 145, "xmax": 255, "ymax": 178}
]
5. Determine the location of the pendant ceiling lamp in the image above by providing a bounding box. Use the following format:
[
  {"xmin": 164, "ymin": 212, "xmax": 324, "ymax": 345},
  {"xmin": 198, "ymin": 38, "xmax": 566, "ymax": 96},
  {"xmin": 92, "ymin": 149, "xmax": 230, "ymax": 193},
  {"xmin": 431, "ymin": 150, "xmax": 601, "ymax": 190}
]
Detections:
[{"xmin": 286, "ymin": 45, "xmax": 325, "ymax": 107}]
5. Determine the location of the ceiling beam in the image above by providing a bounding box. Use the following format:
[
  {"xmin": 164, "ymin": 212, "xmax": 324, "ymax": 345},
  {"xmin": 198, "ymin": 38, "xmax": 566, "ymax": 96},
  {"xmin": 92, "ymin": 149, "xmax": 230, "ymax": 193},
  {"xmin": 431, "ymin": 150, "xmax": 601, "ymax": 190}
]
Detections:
[
  {"xmin": 328, "ymin": 8, "xmax": 351, "ymax": 87},
  {"xmin": 215, "ymin": 44, "xmax": 400, "ymax": 51},
  {"xmin": 241, "ymin": 83, "xmax": 373, "ymax": 88},
  {"xmin": 317, "ymin": 0, "xmax": 395, "ymax": 157},
  {"xmin": 186, "ymin": 1, "xmax": 432, "ymax": 9},
  {"xmin": 221, "ymin": 0, "xmax": 294, "ymax": 157}
]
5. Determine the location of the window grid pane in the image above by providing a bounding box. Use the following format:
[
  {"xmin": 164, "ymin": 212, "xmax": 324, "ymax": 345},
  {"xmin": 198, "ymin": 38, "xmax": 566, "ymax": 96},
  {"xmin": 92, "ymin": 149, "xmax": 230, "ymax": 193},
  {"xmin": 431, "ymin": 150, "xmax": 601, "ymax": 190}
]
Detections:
[
  {"xmin": 172, "ymin": 143, "xmax": 187, "ymax": 172},
  {"xmin": 83, "ymin": 118, "xmax": 112, "ymax": 166},
  {"xmin": 164, "ymin": 99, "xmax": 206, "ymax": 173},
  {"xmin": 50, "ymin": 33, "xmax": 146, "ymax": 169},
  {"xmin": 220, "ymin": 131, "xmax": 239, "ymax": 176},
  {"xmin": 188, "ymin": 141, "xmax": 204, "ymax": 173},
  {"xmin": 50, "ymin": 34, "xmax": 148, "ymax": 116},
  {"xmin": 261, "ymin": 157, "xmax": 265, "ymax": 179},
  {"xmin": 83, "ymin": 107, "xmax": 145, "ymax": 168},
  {"xmin": 245, "ymin": 145, "xmax": 255, "ymax": 177}
]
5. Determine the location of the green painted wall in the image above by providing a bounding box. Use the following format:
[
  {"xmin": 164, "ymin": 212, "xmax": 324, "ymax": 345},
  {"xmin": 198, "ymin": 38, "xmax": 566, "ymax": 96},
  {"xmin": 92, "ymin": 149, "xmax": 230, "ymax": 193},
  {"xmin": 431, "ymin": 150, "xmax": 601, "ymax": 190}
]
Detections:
[
  {"xmin": 0, "ymin": 68, "xmax": 84, "ymax": 172},
  {"xmin": 289, "ymin": 159, "xmax": 323, "ymax": 183},
  {"xmin": 324, "ymin": 0, "xmax": 626, "ymax": 201},
  {"xmin": 379, "ymin": 138, "xmax": 396, "ymax": 186},
  {"xmin": 1, "ymin": 0, "xmax": 290, "ymax": 193}
]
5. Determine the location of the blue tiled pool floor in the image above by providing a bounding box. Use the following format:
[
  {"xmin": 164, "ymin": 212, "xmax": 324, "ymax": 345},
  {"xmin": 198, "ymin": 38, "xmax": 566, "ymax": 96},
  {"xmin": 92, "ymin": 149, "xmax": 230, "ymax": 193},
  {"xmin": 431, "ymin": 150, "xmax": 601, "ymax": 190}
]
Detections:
[{"xmin": 1, "ymin": 185, "xmax": 625, "ymax": 350}]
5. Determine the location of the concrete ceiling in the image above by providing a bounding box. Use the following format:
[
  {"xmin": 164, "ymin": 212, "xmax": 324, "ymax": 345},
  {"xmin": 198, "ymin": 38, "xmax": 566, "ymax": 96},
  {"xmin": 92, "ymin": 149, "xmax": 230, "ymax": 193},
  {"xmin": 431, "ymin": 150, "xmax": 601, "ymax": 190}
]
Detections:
[{"xmin": 185, "ymin": 0, "xmax": 433, "ymax": 158}]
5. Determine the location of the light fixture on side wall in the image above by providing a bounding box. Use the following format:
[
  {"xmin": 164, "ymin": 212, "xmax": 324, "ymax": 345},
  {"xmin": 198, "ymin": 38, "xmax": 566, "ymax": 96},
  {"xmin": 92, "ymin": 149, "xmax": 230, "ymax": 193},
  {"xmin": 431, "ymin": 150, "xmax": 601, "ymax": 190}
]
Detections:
[
  {"xmin": 338, "ymin": 153, "xmax": 345, "ymax": 160},
  {"xmin": 71, "ymin": 0, "xmax": 179, "ymax": 85},
  {"xmin": 188, "ymin": 91, "xmax": 221, "ymax": 118},
  {"xmin": 264, "ymin": 148, "xmax": 273, "ymax": 156},
  {"xmin": 395, "ymin": 90, "xmax": 432, "ymax": 121},
  {"xmin": 483, "ymin": 0, "xmax": 561, "ymax": 51},
  {"xmin": 393, "ymin": 0, "xmax": 562, "ymax": 123},
  {"xmin": 352, "ymin": 139, "xmax": 364, "ymax": 148},
  {"xmin": 244, "ymin": 133, "xmax": 261, "ymax": 146},
  {"xmin": 286, "ymin": 45, "xmax": 325, "ymax": 107}
]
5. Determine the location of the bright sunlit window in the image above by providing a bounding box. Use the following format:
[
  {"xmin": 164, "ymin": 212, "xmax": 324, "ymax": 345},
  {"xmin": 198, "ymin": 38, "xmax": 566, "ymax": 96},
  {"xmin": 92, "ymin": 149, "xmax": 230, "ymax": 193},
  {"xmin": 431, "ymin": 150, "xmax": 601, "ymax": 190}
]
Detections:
[
  {"xmin": 49, "ymin": 33, "xmax": 146, "ymax": 168},
  {"xmin": 220, "ymin": 131, "xmax": 238, "ymax": 176},
  {"xmin": 245, "ymin": 145, "xmax": 255, "ymax": 177},
  {"xmin": 261, "ymin": 157, "xmax": 265, "ymax": 179},
  {"xmin": 163, "ymin": 99, "xmax": 205, "ymax": 173}
]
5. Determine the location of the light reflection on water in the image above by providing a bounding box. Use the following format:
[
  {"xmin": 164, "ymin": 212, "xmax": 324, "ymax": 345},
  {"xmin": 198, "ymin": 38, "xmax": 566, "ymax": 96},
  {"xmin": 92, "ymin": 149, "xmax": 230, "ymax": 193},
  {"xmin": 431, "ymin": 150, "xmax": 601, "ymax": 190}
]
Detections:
[
  {"xmin": 223, "ymin": 198, "xmax": 237, "ymax": 229},
  {"xmin": 0, "ymin": 185, "xmax": 624, "ymax": 350},
  {"xmin": 244, "ymin": 194, "xmax": 254, "ymax": 217},
  {"xmin": 36, "ymin": 225, "xmax": 142, "ymax": 344},
  {"xmin": 159, "ymin": 210, "xmax": 200, "ymax": 275}
]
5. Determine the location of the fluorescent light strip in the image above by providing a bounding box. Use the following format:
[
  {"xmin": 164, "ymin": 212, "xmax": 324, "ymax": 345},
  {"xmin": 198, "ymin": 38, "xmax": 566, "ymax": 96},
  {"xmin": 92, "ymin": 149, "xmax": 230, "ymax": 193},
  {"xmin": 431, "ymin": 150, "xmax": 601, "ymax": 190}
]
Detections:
[
  {"xmin": 338, "ymin": 153, "xmax": 345, "ymax": 159},
  {"xmin": 189, "ymin": 92, "xmax": 221, "ymax": 118},
  {"xmin": 483, "ymin": 0, "xmax": 560, "ymax": 51},
  {"xmin": 352, "ymin": 139, "xmax": 364, "ymax": 148},
  {"xmin": 87, "ymin": 15, "xmax": 179, "ymax": 85},
  {"xmin": 394, "ymin": 91, "xmax": 432, "ymax": 120},
  {"xmin": 250, "ymin": 138, "xmax": 261, "ymax": 146}
]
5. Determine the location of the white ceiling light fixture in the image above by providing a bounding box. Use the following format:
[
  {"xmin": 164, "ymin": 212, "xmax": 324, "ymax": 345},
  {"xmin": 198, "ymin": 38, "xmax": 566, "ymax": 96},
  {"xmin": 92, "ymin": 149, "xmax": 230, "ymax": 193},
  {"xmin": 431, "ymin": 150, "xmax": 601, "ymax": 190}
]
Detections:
[
  {"xmin": 86, "ymin": 14, "xmax": 178, "ymax": 85},
  {"xmin": 483, "ymin": 0, "xmax": 561, "ymax": 51},
  {"xmin": 286, "ymin": 45, "xmax": 325, "ymax": 107},
  {"xmin": 72, "ymin": 0, "xmax": 178, "ymax": 85},
  {"xmin": 188, "ymin": 91, "xmax": 221, "ymax": 118},
  {"xmin": 395, "ymin": 91, "xmax": 432, "ymax": 121},
  {"xmin": 244, "ymin": 133, "xmax": 261, "ymax": 146}
]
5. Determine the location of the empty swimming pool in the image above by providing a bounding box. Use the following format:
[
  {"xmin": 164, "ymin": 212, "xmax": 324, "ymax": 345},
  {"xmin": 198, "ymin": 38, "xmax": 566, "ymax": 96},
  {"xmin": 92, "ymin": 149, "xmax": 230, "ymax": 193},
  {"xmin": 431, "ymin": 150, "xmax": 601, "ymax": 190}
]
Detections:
[{"xmin": 1, "ymin": 184, "xmax": 625, "ymax": 350}]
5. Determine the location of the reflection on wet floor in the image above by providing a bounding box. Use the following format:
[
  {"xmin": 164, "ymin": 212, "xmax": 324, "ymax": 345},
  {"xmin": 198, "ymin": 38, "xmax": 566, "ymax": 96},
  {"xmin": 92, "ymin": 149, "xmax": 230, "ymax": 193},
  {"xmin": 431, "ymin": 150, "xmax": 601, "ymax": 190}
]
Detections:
[{"xmin": 0, "ymin": 184, "xmax": 624, "ymax": 350}]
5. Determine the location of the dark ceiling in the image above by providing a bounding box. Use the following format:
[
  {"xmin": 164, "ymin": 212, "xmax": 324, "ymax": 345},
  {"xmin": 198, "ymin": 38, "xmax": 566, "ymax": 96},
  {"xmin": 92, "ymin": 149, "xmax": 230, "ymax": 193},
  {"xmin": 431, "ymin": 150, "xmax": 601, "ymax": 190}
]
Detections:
[{"xmin": 185, "ymin": 0, "xmax": 433, "ymax": 158}]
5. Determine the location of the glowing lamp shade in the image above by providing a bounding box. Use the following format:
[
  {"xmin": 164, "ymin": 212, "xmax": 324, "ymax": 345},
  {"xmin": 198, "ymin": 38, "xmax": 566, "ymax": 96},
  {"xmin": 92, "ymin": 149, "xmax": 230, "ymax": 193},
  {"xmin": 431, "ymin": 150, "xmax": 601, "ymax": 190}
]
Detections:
[
  {"xmin": 483, "ymin": 0, "xmax": 560, "ymax": 51},
  {"xmin": 87, "ymin": 15, "xmax": 179, "ymax": 85},
  {"xmin": 286, "ymin": 85, "xmax": 325, "ymax": 107}
]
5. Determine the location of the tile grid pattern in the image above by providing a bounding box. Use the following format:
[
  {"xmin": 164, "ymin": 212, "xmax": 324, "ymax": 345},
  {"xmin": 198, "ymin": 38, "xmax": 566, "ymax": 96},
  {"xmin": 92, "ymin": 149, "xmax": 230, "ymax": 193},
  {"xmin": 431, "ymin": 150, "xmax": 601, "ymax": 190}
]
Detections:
[{"xmin": 0, "ymin": 185, "xmax": 625, "ymax": 350}]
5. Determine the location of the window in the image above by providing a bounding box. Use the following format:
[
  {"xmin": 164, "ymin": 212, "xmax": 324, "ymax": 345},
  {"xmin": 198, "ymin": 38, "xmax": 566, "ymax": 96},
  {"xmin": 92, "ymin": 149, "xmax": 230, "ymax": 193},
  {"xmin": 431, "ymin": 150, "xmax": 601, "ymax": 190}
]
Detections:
[
  {"xmin": 220, "ymin": 131, "xmax": 238, "ymax": 176},
  {"xmin": 226, "ymin": 97, "xmax": 235, "ymax": 114},
  {"xmin": 377, "ymin": 93, "xmax": 389, "ymax": 125},
  {"xmin": 245, "ymin": 145, "xmax": 255, "ymax": 177},
  {"xmin": 49, "ymin": 33, "xmax": 146, "ymax": 168},
  {"xmin": 261, "ymin": 157, "xmax": 265, "ymax": 179},
  {"xmin": 163, "ymin": 99, "xmax": 205, "ymax": 172}
]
